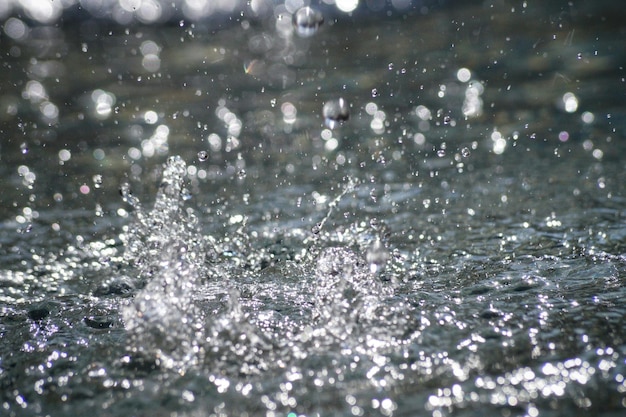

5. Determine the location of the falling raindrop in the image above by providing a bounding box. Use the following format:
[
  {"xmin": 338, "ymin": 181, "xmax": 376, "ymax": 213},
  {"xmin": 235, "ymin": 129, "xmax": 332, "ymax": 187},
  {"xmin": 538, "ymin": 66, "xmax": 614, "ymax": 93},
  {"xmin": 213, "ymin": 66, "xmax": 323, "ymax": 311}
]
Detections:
[
  {"xmin": 197, "ymin": 150, "xmax": 208, "ymax": 161},
  {"xmin": 119, "ymin": 182, "xmax": 140, "ymax": 208},
  {"xmin": 366, "ymin": 239, "xmax": 389, "ymax": 274},
  {"xmin": 20, "ymin": 142, "xmax": 29, "ymax": 154},
  {"xmin": 92, "ymin": 174, "xmax": 103, "ymax": 188},
  {"xmin": 323, "ymin": 98, "xmax": 350, "ymax": 129},
  {"xmin": 293, "ymin": 6, "xmax": 324, "ymax": 38}
]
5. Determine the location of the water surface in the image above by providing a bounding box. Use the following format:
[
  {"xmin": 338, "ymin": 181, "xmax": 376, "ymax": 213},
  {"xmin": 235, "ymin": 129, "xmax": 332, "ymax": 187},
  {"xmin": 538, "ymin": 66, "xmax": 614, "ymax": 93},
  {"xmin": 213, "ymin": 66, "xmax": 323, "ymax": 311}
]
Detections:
[{"xmin": 1, "ymin": 1, "xmax": 626, "ymax": 416}]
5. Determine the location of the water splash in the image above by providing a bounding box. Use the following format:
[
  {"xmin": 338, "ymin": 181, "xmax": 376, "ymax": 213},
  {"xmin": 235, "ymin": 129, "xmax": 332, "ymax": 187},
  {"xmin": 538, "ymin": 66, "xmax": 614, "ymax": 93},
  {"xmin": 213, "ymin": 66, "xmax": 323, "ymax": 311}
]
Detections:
[{"xmin": 121, "ymin": 156, "xmax": 209, "ymax": 371}]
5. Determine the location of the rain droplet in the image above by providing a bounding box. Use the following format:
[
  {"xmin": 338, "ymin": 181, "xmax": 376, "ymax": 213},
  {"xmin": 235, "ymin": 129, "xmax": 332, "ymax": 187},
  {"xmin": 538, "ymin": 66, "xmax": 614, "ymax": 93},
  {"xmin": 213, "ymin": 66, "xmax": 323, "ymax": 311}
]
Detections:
[
  {"xmin": 461, "ymin": 147, "xmax": 471, "ymax": 157},
  {"xmin": 119, "ymin": 182, "xmax": 139, "ymax": 208},
  {"xmin": 92, "ymin": 174, "xmax": 103, "ymax": 188},
  {"xmin": 20, "ymin": 142, "xmax": 28, "ymax": 154},
  {"xmin": 293, "ymin": 6, "xmax": 324, "ymax": 38},
  {"xmin": 323, "ymin": 98, "xmax": 350, "ymax": 129},
  {"xmin": 366, "ymin": 239, "xmax": 389, "ymax": 274},
  {"xmin": 197, "ymin": 150, "xmax": 208, "ymax": 161}
]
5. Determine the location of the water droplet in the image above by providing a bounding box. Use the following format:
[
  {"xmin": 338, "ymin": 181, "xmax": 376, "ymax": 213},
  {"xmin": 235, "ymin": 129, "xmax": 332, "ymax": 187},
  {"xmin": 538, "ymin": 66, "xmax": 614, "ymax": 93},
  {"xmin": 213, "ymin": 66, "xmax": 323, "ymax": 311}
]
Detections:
[
  {"xmin": 197, "ymin": 150, "xmax": 208, "ymax": 161},
  {"xmin": 92, "ymin": 174, "xmax": 103, "ymax": 188},
  {"xmin": 371, "ymin": 88, "xmax": 379, "ymax": 97},
  {"xmin": 94, "ymin": 203, "xmax": 104, "ymax": 217},
  {"xmin": 323, "ymin": 98, "xmax": 350, "ymax": 129},
  {"xmin": 461, "ymin": 147, "xmax": 471, "ymax": 157},
  {"xmin": 119, "ymin": 182, "xmax": 140, "ymax": 208},
  {"xmin": 312, "ymin": 224, "xmax": 321, "ymax": 234},
  {"xmin": 293, "ymin": 6, "xmax": 323, "ymax": 38},
  {"xmin": 20, "ymin": 142, "xmax": 28, "ymax": 154},
  {"xmin": 367, "ymin": 239, "xmax": 389, "ymax": 274},
  {"xmin": 181, "ymin": 187, "xmax": 192, "ymax": 201}
]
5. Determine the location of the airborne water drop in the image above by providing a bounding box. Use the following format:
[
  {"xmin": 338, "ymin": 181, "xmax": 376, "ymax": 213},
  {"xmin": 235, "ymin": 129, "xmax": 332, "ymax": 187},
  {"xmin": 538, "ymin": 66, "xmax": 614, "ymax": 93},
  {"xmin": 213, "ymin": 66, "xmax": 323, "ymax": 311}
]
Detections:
[
  {"xmin": 323, "ymin": 98, "xmax": 350, "ymax": 129},
  {"xmin": 293, "ymin": 6, "xmax": 324, "ymax": 38}
]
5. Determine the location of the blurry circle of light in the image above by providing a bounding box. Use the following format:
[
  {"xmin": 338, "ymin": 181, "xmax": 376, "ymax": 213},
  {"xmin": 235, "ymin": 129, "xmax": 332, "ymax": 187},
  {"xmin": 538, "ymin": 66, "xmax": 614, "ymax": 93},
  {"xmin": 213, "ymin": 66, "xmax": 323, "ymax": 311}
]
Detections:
[
  {"xmin": 250, "ymin": 0, "xmax": 273, "ymax": 17},
  {"xmin": 275, "ymin": 11, "xmax": 293, "ymax": 36},
  {"xmin": 558, "ymin": 131, "xmax": 569, "ymax": 142},
  {"xmin": 457, "ymin": 68, "xmax": 472, "ymax": 83},
  {"xmin": 491, "ymin": 130, "xmax": 506, "ymax": 155},
  {"xmin": 119, "ymin": 0, "xmax": 142, "ymax": 13},
  {"xmin": 413, "ymin": 132, "xmax": 426, "ymax": 145},
  {"xmin": 207, "ymin": 133, "xmax": 222, "ymax": 152},
  {"xmin": 23, "ymin": 80, "xmax": 48, "ymax": 103},
  {"xmin": 154, "ymin": 124, "xmax": 170, "ymax": 138},
  {"xmin": 142, "ymin": 54, "xmax": 161, "ymax": 72},
  {"xmin": 93, "ymin": 149, "xmax": 105, "ymax": 160},
  {"xmin": 336, "ymin": 0, "xmax": 359, "ymax": 13},
  {"xmin": 136, "ymin": 0, "xmax": 162, "ymax": 23},
  {"xmin": 227, "ymin": 120, "xmax": 242, "ymax": 137},
  {"xmin": 128, "ymin": 147, "xmax": 142, "ymax": 160},
  {"xmin": 462, "ymin": 88, "xmax": 483, "ymax": 117},
  {"xmin": 20, "ymin": 0, "xmax": 62, "ymax": 24},
  {"xmin": 58, "ymin": 149, "xmax": 71, "ymax": 162},
  {"xmin": 144, "ymin": 110, "xmax": 158, "ymax": 124},
  {"xmin": 285, "ymin": 0, "xmax": 306, "ymax": 14},
  {"xmin": 4, "ymin": 17, "xmax": 29, "ymax": 40},
  {"xmin": 222, "ymin": 111, "xmax": 237, "ymax": 125},
  {"xmin": 281, "ymin": 102, "xmax": 297, "ymax": 124},
  {"xmin": 365, "ymin": 102, "xmax": 378, "ymax": 115},
  {"xmin": 370, "ymin": 118, "xmax": 384, "ymax": 134},
  {"xmin": 92, "ymin": 89, "xmax": 116, "ymax": 119},
  {"xmin": 415, "ymin": 105, "xmax": 431, "ymax": 121},
  {"xmin": 325, "ymin": 138, "xmax": 339, "ymax": 151},
  {"xmin": 40, "ymin": 101, "xmax": 59, "ymax": 121},
  {"xmin": 140, "ymin": 40, "xmax": 161, "ymax": 56},
  {"xmin": 592, "ymin": 149, "xmax": 603, "ymax": 160},
  {"xmin": 581, "ymin": 111, "xmax": 594, "ymax": 124},
  {"xmin": 468, "ymin": 80, "xmax": 484, "ymax": 95},
  {"xmin": 17, "ymin": 165, "xmax": 30, "ymax": 176},
  {"xmin": 562, "ymin": 92, "xmax": 578, "ymax": 113}
]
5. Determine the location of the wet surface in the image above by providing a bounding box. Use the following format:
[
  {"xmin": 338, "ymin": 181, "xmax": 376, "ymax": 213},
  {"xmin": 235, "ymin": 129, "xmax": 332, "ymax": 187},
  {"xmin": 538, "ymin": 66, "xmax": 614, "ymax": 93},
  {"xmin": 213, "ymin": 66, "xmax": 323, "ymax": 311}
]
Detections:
[{"xmin": 1, "ymin": 1, "xmax": 626, "ymax": 416}]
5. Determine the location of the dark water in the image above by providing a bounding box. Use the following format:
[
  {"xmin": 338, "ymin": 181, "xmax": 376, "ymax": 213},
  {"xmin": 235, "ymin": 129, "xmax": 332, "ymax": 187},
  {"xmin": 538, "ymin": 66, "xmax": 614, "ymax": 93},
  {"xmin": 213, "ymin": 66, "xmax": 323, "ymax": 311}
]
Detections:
[{"xmin": 1, "ymin": 1, "xmax": 626, "ymax": 416}]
